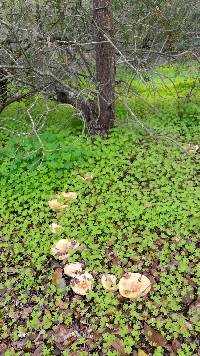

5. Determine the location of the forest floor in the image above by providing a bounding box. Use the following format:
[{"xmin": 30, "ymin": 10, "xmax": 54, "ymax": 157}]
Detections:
[{"xmin": 0, "ymin": 64, "xmax": 200, "ymax": 355}]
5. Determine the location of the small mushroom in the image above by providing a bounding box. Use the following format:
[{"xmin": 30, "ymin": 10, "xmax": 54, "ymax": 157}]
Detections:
[
  {"xmin": 183, "ymin": 144, "xmax": 199, "ymax": 153},
  {"xmin": 48, "ymin": 199, "xmax": 68, "ymax": 211},
  {"xmin": 70, "ymin": 272, "xmax": 94, "ymax": 295},
  {"xmin": 101, "ymin": 274, "xmax": 118, "ymax": 292},
  {"xmin": 51, "ymin": 239, "xmax": 79, "ymax": 261},
  {"xmin": 81, "ymin": 173, "xmax": 93, "ymax": 182},
  {"xmin": 119, "ymin": 272, "xmax": 151, "ymax": 299},
  {"xmin": 64, "ymin": 262, "xmax": 84, "ymax": 277},
  {"xmin": 50, "ymin": 223, "xmax": 62, "ymax": 233},
  {"xmin": 58, "ymin": 192, "xmax": 78, "ymax": 201}
]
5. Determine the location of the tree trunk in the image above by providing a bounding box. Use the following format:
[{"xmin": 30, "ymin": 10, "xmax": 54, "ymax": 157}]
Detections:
[
  {"xmin": 92, "ymin": 0, "xmax": 115, "ymax": 134},
  {"xmin": 0, "ymin": 69, "xmax": 8, "ymax": 108}
]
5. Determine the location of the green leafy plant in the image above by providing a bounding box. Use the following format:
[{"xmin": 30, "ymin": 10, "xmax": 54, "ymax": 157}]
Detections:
[{"xmin": 0, "ymin": 64, "xmax": 199, "ymax": 355}]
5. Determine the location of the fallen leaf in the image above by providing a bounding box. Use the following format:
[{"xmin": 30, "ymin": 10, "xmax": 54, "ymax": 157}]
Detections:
[
  {"xmin": 171, "ymin": 338, "xmax": 181, "ymax": 354},
  {"xmin": 181, "ymin": 287, "xmax": 195, "ymax": 305},
  {"xmin": 130, "ymin": 154, "xmax": 136, "ymax": 162},
  {"xmin": 112, "ymin": 257, "xmax": 120, "ymax": 265},
  {"xmin": 49, "ymin": 324, "xmax": 79, "ymax": 350},
  {"xmin": 55, "ymin": 300, "xmax": 68, "ymax": 310},
  {"xmin": 138, "ymin": 349, "xmax": 149, "ymax": 356},
  {"xmin": 0, "ymin": 343, "xmax": 8, "ymax": 353},
  {"xmin": 52, "ymin": 268, "xmax": 66, "ymax": 289},
  {"xmin": 21, "ymin": 307, "xmax": 32, "ymax": 319},
  {"xmin": 33, "ymin": 345, "xmax": 44, "ymax": 356},
  {"xmin": 53, "ymin": 324, "xmax": 76, "ymax": 343},
  {"xmin": 144, "ymin": 323, "xmax": 172, "ymax": 351},
  {"xmin": 15, "ymin": 339, "xmax": 28, "ymax": 350},
  {"xmin": 189, "ymin": 299, "xmax": 200, "ymax": 313},
  {"xmin": 112, "ymin": 337, "xmax": 126, "ymax": 355},
  {"xmin": 95, "ymin": 204, "xmax": 101, "ymax": 210},
  {"xmin": 181, "ymin": 320, "xmax": 193, "ymax": 331},
  {"xmin": 3, "ymin": 347, "xmax": 15, "ymax": 355}
]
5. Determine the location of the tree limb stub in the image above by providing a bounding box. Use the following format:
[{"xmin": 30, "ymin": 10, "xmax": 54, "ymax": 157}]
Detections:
[{"xmin": 55, "ymin": 89, "xmax": 98, "ymax": 126}]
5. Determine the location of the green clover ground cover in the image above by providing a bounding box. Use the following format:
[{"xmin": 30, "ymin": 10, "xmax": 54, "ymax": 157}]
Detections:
[{"xmin": 0, "ymin": 68, "xmax": 200, "ymax": 355}]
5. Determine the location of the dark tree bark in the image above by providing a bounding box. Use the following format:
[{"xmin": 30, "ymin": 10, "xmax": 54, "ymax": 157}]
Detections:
[
  {"xmin": 92, "ymin": 0, "xmax": 115, "ymax": 134},
  {"xmin": 0, "ymin": 69, "xmax": 8, "ymax": 108},
  {"xmin": 56, "ymin": 88, "xmax": 97, "ymax": 123},
  {"xmin": 56, "ymin": 0, "xmax": 115, "ymax": 135}
]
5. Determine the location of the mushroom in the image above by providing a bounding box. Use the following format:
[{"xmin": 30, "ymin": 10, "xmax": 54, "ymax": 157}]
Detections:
[
  {"xmin": 81, "ymin": 173, "xmax": 93, "ymax": 182},
  {"xmin": 183, "ymin": 144, "xmax": 199, "ymax": 153},
  {"xmin": 70, "ymin": 272, "xmax": 94, "ymax": 295},
  {"xmin": 101, "ymin": 274, "xmax": 118, "ymax": 292},
  {"xmin": 64, "ymin": 262, "xmax": 84, "ymax": 277},
  {"xmin": 119, "ymin": 273, "xmax": 151, "ymax": 299},
  {"xmin": 58, "ymin": 192, "xmax": 78, "ymax": 201},
  {"xmin": 50, "ymin": 223, "xmax": 62, "ymax": 234},
  {"xmin": 48, "ymin": 199, "xmax": 68, "ymax": 211},
  {"xmin": 51, "ymin": 239, "xmax": 79, "ymax": 261}
]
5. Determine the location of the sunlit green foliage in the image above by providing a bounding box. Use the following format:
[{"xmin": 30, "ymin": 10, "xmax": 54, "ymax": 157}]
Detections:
[{"xmin": 0, "ymin": 66, "xmax": 199, "ymax": 354}]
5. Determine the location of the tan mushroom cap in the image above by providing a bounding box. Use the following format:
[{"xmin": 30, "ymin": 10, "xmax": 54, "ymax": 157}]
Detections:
[
  {"xmin": 48, "ymin": 199, "xmax": 68, "ymax": 211},
  {"xmin": 101, "ymin": 274, "xmax": 118, "ymax": 292},
  {"xmin": 51, "ymin": 239, "xmax": 79, "ymax": 261},
  {"xmin": 58, "ymin": 192, "xmax": 78, "ymax": 201},
  {"xmin": 184, "ymin": 144, "xmax": 199, "ymax": 153},
  {"xmin": 50, "ymin": 223, "xmax": 62, "ymax": 233},
  {"xmin": 64, "ymin": 262, "xmax": 84, "ymax": 277},
  {"xmin": 119, "ymin": 273, "xmax": 151, "ymax": 299},
  {"xmin": 81, "ymin": 173, "xmax": 93, "ymax": 182},
  {"xmin": 70, "ymin": 272, "xmax": 94, "ymax": 295}
]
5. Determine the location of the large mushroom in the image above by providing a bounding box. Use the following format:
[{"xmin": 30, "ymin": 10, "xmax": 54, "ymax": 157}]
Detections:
[
  {"xmin": 101, "ymin": 274, "xmax": 118, "ymax": 292},
  {"xmin": 119, "ymin": 273, "xmax": 151, "ymax": 299},
  {"xmin": 51, "ymin": 239, "xmax": 79, "ymax": 261},
  {"xmin": 70, "ymin": 272, "xmax": 94, "ymax": 295},
  {"xmin": 64, "ymin": 262, "xmax": 84, "ymax": 277}
]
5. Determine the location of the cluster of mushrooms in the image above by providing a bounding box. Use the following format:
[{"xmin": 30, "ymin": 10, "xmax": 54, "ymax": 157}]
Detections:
[{"xmin": 49, "ymin": 191, "xmax": 151, "ymax": 299}]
